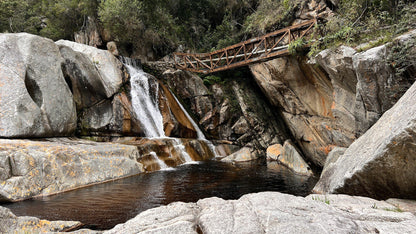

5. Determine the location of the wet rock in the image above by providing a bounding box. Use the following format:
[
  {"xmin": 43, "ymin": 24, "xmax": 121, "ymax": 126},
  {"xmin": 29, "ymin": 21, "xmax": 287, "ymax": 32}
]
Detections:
[
  {"xmin": 159, "ymin": 83, "xmax": 197, "ymax": 138},
  {"xmin": 221, "ymin": 147, "xmax": 257, "ymax": 162},
  {"xmin": 0, "ymin": 138, "xmax": 143, "ymax": 202},
  {"xmin": 104, "ymin": 192, "xmax": 416, "ymax": 234},
  {"xmin": 110, "ymin": 137, "xmax": 214, "ymax": 172},
  {"xmin": 59, "ymin": 45, "xmax": 108, "ymax": 110},
  {"xmin": 0, "ymin": 206, "xmax": 81, "ymax": 233},
  {"xmin": 0, "ymin": 33, "xmax": 77, "ymax": 138},
  {"xmin": 313, "ymin": 81, "xmax": 416, "ymax": 199},
  {"xmin": 56, "ymin": 40, "xmax": 125, "ymax": 98},
  {"xmin": 266, "ymin": 143, "xmax": 283, "ymax": 161},
  {"xmin": 267, "ymin": 141, "xmax": 313, "ymax": 176}
]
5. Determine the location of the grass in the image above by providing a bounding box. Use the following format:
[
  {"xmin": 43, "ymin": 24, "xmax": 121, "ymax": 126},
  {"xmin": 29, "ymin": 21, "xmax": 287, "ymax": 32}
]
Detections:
[{"xmin": 312, "ymin": 196, "xmax": 331, "ymax": 205}]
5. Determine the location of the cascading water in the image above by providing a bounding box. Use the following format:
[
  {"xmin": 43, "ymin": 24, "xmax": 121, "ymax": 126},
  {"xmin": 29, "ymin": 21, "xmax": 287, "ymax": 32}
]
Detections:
[
  {"xmin": 170, "ymin": 91, "xmax": 218, "ymax": 157},
  {"xmin": 121, "ymin": 57, "xmax": 216, "ymax": 168},
  {"xmin": 170, "ymin": 91, "xmax": 205, "ymax": 140},
  {"xmin": 121, "ymin": 57, "xmax": 165, "ymax": 138},
  {"xmin": 149, "ymin": 152, "xmax": 171, "ymax": 170}
]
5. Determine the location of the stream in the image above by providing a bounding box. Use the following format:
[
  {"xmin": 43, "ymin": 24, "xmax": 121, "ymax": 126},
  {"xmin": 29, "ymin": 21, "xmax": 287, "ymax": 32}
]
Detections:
[{"xmin": 4, "ymin": 160, "xmax": 317, "ymax": 230}]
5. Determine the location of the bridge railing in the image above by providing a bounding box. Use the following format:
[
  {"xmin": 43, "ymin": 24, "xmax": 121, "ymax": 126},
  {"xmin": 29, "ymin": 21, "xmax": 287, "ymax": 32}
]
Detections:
[{"xmin": 173, "ymin": 18, "xmax": 317, "ymax": 74}]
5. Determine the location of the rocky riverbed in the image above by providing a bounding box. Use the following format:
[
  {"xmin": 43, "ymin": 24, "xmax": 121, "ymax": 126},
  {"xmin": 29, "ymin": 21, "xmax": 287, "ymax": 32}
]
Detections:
[{"xmin": 2, "ymin": 191, "xmax": 416, "ymax": 233}]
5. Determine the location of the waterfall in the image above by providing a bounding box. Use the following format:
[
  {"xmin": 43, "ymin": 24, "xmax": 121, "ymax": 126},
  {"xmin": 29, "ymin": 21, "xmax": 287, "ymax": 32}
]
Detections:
[
  {"xmin": 149, "ymin": 152, "xmax": 172, "ymax": 170},
  {"xmin": 121, "ymin": 58, "xmax": 165, "ymax": 138},
  {"xmin": 121, "ymin": 57, "xmax": 217, "ymax": 169},
  {"xmin": 170, "ymin": 91, "xmax": 205, "ymax": 140},
  {"xmin": 173, "ymin": 139, "xmax": 199, "ymax": 164}
]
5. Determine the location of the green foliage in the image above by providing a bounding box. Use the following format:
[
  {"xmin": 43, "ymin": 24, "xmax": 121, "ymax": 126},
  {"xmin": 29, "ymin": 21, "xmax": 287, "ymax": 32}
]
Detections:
[
  {"xmin": 309, "ymin": 0, "xmax": 416, "ymax": 56},
  {"xmin": 312, "ymin": 196, "xmax": 331, "ymax": 205},
  {"xmin": 288, "ymin": 38, "xmax": 306, "ymax": 55},
  {"xmin": 203, "ymin": 75, "xmax": 223, "ymax": 86},
  {"xmin": 0, "ymin": 0, "xmax": 43, "ymax": 33},
  {"xmin": 0, "ymin": 0, "xmax": 99, "ymax": 40},
  {"xmin": 386, "ymin": 37, "xmax": 416, "ymax": 78},
  {"xmin": 243, "ymin": 0, "xmax": 302, "ymax": 36}
]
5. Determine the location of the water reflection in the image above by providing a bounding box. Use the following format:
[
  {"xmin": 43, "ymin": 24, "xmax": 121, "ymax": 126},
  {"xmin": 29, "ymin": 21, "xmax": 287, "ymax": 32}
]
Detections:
[{"xmin": 4, "ymin": 160, "xmax": 317, "ymax": 230}]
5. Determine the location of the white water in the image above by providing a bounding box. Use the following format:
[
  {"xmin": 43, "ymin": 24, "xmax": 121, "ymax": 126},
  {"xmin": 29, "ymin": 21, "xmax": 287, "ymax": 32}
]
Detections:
[
  {"xmin": 122, "ymin": 58, "xmax": 165, "ymax": 138},
  {"xmin": 173, "ymin": 139, "xmax": 199, "ymax": 165},
  {"xmin": 149, "ymin": 152, "xmax": 173, "ymax": 170},
  {"xmin": 170, "ymin": 91, "xmax": 205, "ymax": 140},
  {"xmin": 170, "ymin": 91, "xmax": 218, "ymax": 157},
  {"xmin": 121, "ymin": 57, "xmax": 217, "ymax": 165}
]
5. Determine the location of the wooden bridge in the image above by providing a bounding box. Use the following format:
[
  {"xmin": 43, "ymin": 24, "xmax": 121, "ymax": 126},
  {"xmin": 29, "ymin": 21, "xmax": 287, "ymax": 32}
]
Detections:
[{"xmin": 173, "ymin": 18, "xmax": 317, "ymax": 74}]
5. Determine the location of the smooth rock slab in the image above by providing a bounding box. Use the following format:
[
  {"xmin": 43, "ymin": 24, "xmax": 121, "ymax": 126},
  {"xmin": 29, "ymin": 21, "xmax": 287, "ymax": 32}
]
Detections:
[
  {"xmin": 103, "ymin": 192, "xmax": 416, "ymax": 234},
  {"xmin": 313, "ymin": 80, "xmax": 416, "ymax": 199},
  {"xmin": 0, "ymin": 138, "xmax": 143, "ymax": 202},
  {"xmin": 0, "ymin": 33, "xmax": 77, "ymax": 138},
  {"xmin": 0, "ymin": 206, "xmax": 81, "ymax": 233}
]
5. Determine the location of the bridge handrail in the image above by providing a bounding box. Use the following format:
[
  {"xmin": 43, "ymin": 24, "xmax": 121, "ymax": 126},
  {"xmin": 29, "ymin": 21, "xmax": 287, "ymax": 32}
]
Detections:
[{"xmin": 174, "ymin": 18, "xmax": 317, "ymax": 73}]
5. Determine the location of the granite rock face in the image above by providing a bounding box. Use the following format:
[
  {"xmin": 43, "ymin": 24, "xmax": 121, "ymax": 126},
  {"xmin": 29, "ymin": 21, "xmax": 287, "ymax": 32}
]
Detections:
[
  {"xmin": 250, "ymin": 30, "xmax": 416, "ymax": 166},
  {"xmin": 313, "ymin": 81, "xmax": 416, "ymax": 199},
  {"xmin": 59, "ymin": 45, "xmax": 108, "ymax": 110},
  {"xmin": 78, "ymin": 92, "xmax": 145, "ymax": 137},
  {"xmin": 160, "ymin": 69, "xmax": 288, "ymax": 156},
  {"xmin": 56, "ymin": 40, "xmax": 125, "ymax": 98},
  {"xmin": 0, "ymin": 138, "xmax": 144, "ymax": 202},
  {"xmin": 0, "ymin": 206, "xmax": 82, "ymax": 233},
  {"xmin": 104, "ymin": 192, "xmax": 416, "ymax": 234},
  {"xmin": 250, "ymin": 57, "xmax": 340, "ymax": 166},
  {"xmin": 0, "ymin": 33, "xmax": 77, "ymax": 138}
]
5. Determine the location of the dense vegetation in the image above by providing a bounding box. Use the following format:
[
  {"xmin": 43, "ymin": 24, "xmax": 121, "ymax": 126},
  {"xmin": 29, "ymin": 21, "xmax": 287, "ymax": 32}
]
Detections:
[{"xmin": 1, "ymin": 0, "xmax": 415, "ymax": 59}]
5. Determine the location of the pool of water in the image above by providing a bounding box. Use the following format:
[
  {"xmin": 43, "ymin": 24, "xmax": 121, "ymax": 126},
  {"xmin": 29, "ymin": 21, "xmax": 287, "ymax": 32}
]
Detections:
[{"xmin": 3, "ymin": 160, "xmax": 318, "ymax": 230}]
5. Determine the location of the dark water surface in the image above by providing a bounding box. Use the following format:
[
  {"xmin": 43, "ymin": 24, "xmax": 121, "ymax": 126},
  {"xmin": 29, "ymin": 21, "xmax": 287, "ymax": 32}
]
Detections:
[{"xmin": 4, "ymin": 160, "xmax": 318, "ymax": 230}]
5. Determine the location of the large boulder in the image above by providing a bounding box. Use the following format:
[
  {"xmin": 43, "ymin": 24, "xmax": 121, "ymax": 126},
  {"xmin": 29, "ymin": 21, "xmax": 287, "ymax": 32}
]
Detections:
[
  {"xmin": 55, "ymin": 40, "xmax": 125, "ymax": 98},
  {"xmin": 59, "ymin": 45, "xmax": 108, "ymax": 110},
  {"xmin": 0, "ymin": 138, "xmax": 144, "ymax": 202},
  {"xmin": 105, "ymin": 192, "xmax": 416, "ymax": 233},
  {"xmin": 0, "ymin": 33, "xmax": 77, "ymax": 138},
  {"xmin": 0, "ymin": 206, "xmax": 81, "ymax": 233},
  {"xmin": 313, "ymin": 81, "xmax": 416, "ymax": 199}
]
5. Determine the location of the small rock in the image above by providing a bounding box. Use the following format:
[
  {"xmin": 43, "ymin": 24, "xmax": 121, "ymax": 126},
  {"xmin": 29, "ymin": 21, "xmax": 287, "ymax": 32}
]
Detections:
[
  {"xmin": 221, "ymin": 147, "xmax": 257, "ymax": 162},
  {"xmin": 267, "ymin": 141, "xmax": 313, "ymax": 176},
  {"xmin": 107, "ymin": 41, "xmax": 119, "ymax": 56}
]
